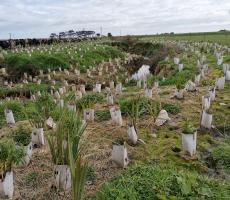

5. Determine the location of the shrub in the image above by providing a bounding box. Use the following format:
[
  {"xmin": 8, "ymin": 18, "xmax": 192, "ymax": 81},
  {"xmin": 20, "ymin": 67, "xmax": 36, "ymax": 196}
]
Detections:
[
  {"xmin": 76, "ymin": 93, "xmax": 104, "ymax": 110},
  {"xmin": 212, "ymin": 143, "xmax": 230, "ymax": 171},
  {"xmin": 11, "ymin": 125, "xmax": 31, "ymax": 146},
  {"xmin": 0, "ymin": 138, "xmax": 24, "ymax": 172},
  {"xmin": 162, "ymin": 103, "xmax": 181, "ymax": 115},
  {"xmin": 0, "ymin": 100, "xmax": 26, "ymax": 127},
  {"xmin": 119, "ymin": 96, "xmax": 160, "ymax": 117},
  {"xmin": 124, "ymin": 79, "xmax": 137, "ymax": 87}
]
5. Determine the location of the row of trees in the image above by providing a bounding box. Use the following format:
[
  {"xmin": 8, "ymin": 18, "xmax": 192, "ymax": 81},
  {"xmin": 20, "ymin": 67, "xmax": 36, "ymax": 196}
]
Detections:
[{"xmin": 50, "ymin": 30, "xmax": 99, "ymax": 39}]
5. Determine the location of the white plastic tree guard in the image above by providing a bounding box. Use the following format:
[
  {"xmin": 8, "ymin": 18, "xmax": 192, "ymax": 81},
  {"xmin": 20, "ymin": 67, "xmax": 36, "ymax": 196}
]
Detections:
[
  {"xmin": 197, "ymin": 60, "xmax": 201, "ymax": 69},
  {"xmin": 0, "ymin": 171, "xmax": 14, "ymax": 199},
  {"xmin": 83, "ymin": 109, "xmax": 95, "ymax": 122},
  {"xmin": 217, "ymin": 57, "xmax": 223, "ymax": 65},
  {"xmin": 215, "ymin": 77, "xmax": 225, "ymax": 89},
  {"xmin": 74, "ymin": 69, "xmax": 80, "ymax": 76},
  {"xmin": 31, "ymin": 128, "xmax": 45, "ymax": 146},
  {"xmin": 54, "ymin": 165, "xmax": 71, "ymax": 190},
  {"xmin": 155, "ymin": 110, "xmax": 170, "ymax": 126},
  {"xmin": 23, "ymin": 142, "xmax": 33, "ymax": 165},
  {"xmin": 116, "ymin": 83, "xmax": 122, "ymax": 94},
  {"xmin": 64, "ymin": 69, "xmax": 70, "ymax": 76},
  {"xmin": 4, "ymin": 81, "xmax": 8, "ymax": 86},
  {"xmin": 174, "ymin": 89, "xmax": 184, "ymax": 99},
  {"xmin": 47, "ymin": 75, "xmax": 51, "ymax": 81},
  {"xmin": 58, "ymin": 88, "xmax": 64, "ymax": 95},
  {"xmin": 4, "ymin": 109, "xmax": 15, "ymax": 124},
  {"xmin": 226, "ymin": 71, "xmax": 230, "ymax": 81},
  {"xmin": 111, "ymin": 142, "xmax": 129, "ymax": 168},
  {"xmin": 28, "ymin": 75, "xmax": 32, "ymax": 82},
  {"xmin": 145, "ymin": 88, "xmax": 152, "ymax": 98},
  {"xmin": 202, "ymin": 64, "xmax": 208, "ymax": 72},
  {"xmin": 127, "ymin": 124, "xmax": 138, "ymax": 144},
  {"xmin": 52, "ymin": 71, "xmax": 56, "ymax": 75},
  {"xmin": 71, "ymin": 85, "xmax": 76, "ymax": 91},
  {"xmin": 1, "ymin": 68, "xmax": 6, "ymax": 75},
  {"xmin": 67, "ymin": 104, "xmax": 76, "ymax": 112},
  {"xmin": 194, "ymin": 74, "xmax": 201, "ymax": 85},
  {"xmin": 52, "ymin": 80, "xmax": 56, "ymax": 85},
  {"xmin": 24, "ymin": 72, "xmax": 28, "ymax": 79},
  {"xmin": 110, "ymin": 107, "xmax": 123, "ymax": 126},
  {"xmin": 31, "ymin": 94, "xmax": 36, "ymax": 100},
  {"xmin": 37, "ymin": 91, "xmax": 41, "ymax": 96},
  {"xmin": 202, "ymin": 96, "xmax": 211, "ymax": 111},
  {"xmin": 93, "ymin": 84, "xmax": 101, "ymax": 93},
  {"xmin": 110, "ymin": 81, "xmax": 115, "ymax": 89},
  {"xmin": 137, "ymin": 79, "xmax": 142, "ymax": 88},
  {"xmin": 58, "ymin": 99, "xmax": 64, "ymax": 108},
  {"xmin": 185, "ymin": 80, "xmax": 196, "ymax": 92},
  {"xmin": 206, "ymin": 87, "xmax": 216, "ymax": 101},
  {"xmin": 37, "ymin": 79, "xmax": 41, "ymax": 85},
  {"xmin": 39, "ymin": 70, "xmax": 43, "ymax": 76},
  {"xmin": 174, "ymin": 57, "xmax": 180, "ymax": 65},
  {"xmin": 64, "ymin": 80, "xmax": 68, "ymax": 87},
  {"xmin": 178, "ymin": 63, "xmax": 183, "ymax": 72},
  {"xmin": 200, "ymin": 69, "xmax": 205, "ymax": 78},
  {"xmin": 201, "ymin": 110, "xmax": 212, "ymax": 129},
  {"xmin": 46, "ymin": 117, "xmax": 56, "ymax": 129},
  {"xmin": 223, "ymin": 63, "xmax": 229, "ymax": 73},
  {"xmin": 80, "ymin": 85, "xmax": 86, "ymax": 94},
  {"xmin": 143, "ymin": 79, "xmax": 147, "ymax": 89},
  {"xmin": 182, "ymin": 131, "xmax": 197, "ymax": 157},
  {"xmin": 75, "ymin": 90, "xmax": 82, "ymax": 100},
  {"xmin": 54, "ymin": 91, "xmax": 61, "ymax": 99},
  {"xmin": 154, "ymin": 81, "xmax": 159, "ymax": 88},
  {"xmin": 107, "ymin": 95, "xmax": 114, "ymax": 105}
]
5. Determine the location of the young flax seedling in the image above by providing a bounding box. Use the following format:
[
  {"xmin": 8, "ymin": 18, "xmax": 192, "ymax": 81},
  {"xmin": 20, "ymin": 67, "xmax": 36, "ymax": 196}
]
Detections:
[{"xmin": 47, "ymin": 108, "xmax": 88, "ymax": 197}]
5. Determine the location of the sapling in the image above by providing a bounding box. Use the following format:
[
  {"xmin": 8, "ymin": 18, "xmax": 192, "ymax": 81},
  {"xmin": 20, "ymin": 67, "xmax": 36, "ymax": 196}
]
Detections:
[
  {"xmin": 111, "ymin": 138, "xmax": 129, "ymax": 168},
  {"xmin": 182, "ymin": 119, "xmax": 197, "ymax": 156},
  {"xmin": 47, "ymin": 109, "xmax": 87, "ymax": 192},
  {"xmin": 201, "ymin": 105, "xmax": 212, "ymax": 128},
  {"xmin": 0, "ymin": 139, "xmax": 24, "ymax": 199},
  {"xmin": 80, "ymin": 96, "xmax": 95, "ymax": 122},
  {"xmin": 11, "ymin": 126, "xmax": 33, "ymax": 165}
]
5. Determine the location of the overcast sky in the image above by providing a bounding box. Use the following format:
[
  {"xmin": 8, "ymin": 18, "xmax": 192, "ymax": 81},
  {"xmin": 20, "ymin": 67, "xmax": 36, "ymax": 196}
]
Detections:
[{"xmin": 0, "ymin": 0, "xmax": 230, "ymax": 39}]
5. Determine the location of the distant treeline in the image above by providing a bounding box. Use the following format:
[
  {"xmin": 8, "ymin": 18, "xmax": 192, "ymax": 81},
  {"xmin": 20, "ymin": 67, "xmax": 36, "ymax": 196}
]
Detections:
[{"xmin": 0, "ymin": 37, "xmax": 99, "ymax": 49}]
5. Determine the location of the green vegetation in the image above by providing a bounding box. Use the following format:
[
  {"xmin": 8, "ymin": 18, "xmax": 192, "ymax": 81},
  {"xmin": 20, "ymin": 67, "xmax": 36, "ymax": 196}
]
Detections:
[
  {"xmin": 25, "ymin": 172, "xmax": 39, "ymax": 186},
  {"xmin": 0, "ymin": 100, "xmax": 26, "ymax": 127},
  {"xmin": 0, "ymin": 83, "xmax": 51, "ymax": 98},
  {"xmin": 96, "ymin": 163, "xmax": 230, "ymax": 200},
  {"xmin": 0, "ymin": 138, "xmax": 24, "ymax": 172},
  {"xmin": 119, "ymin": 96, "xmax": 160, "ymax": 117},
  {"xmin": 4, "ymin": 43, "xmax": 123, "ymax": 76},
  {"xmin": 212, "ymin": 141, "xmax": 230, "ymax": 172},
  {"xmin": 95, "ymin": 109, "xmax": 111, "ymax": 121},
  {"xmin": 76, "ymin": 93, "xmax": 104, "ymax": 110},
  {"xmin": 162, "ymin": 103, "xmax": 181, "ymax": 115},
  {"xmin": 11, "ymin": 125, "xmax": 31, "ymax": 146},
  {"xmin": 182, "ymin": 119, "xmax": 196, "ymax": 134},
  {"xmin": 140, "ymin": 31, "xmax": 230, "ymax": 45},
  {"xmin": 24, "ymin": 93, "xmax": 56, "ymax": 128}
]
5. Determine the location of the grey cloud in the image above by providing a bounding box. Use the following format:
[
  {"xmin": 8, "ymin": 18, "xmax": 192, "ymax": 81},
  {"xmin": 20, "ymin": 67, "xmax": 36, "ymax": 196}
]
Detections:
[{"xmin": 0, "ymin": 0, "xmax": 230, "ymax": 39}]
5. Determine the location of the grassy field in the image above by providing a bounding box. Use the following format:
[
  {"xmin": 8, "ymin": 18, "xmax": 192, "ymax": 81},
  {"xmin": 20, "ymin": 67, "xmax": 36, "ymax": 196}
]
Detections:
[{"xmin": 139, "ymin": 31, "xmax": 230, "ymax": 45}]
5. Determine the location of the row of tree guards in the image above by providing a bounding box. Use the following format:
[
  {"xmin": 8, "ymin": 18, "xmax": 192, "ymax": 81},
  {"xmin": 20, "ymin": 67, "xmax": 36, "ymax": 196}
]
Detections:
[{"xmin": 0, "ymin": 41, "xmax": 230, "ymax": 199}]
